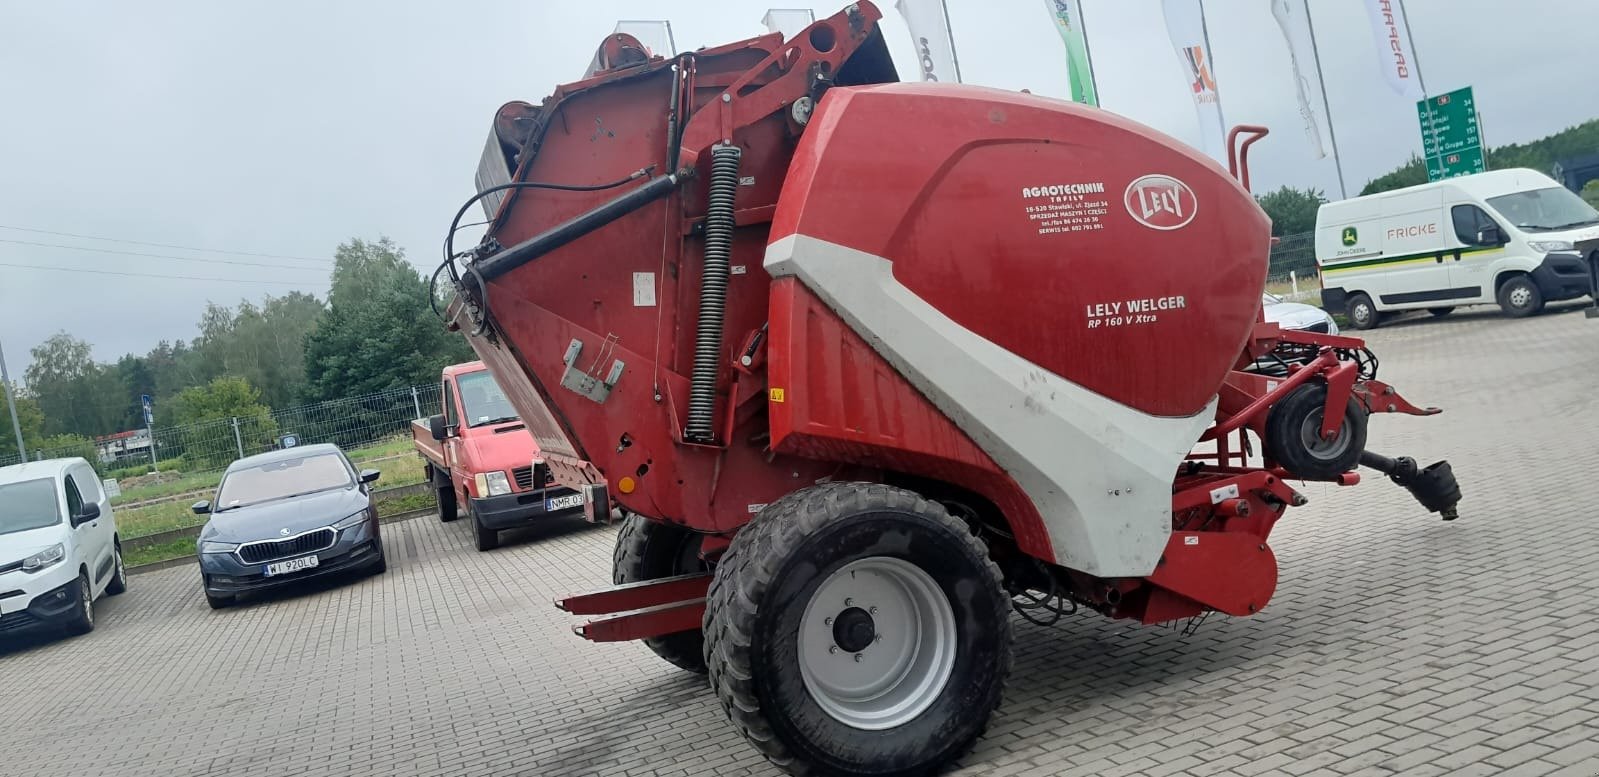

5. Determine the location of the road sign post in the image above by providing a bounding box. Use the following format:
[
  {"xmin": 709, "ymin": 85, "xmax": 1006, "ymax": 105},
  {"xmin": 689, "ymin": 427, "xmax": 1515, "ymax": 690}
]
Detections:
[
  {"xmin": 141, "ymin": 394, "xmax": 157, "ymax": 471},
  {"xmin": 1417, "ymin": 86, "xmax": 1485, "ymax": 182}
]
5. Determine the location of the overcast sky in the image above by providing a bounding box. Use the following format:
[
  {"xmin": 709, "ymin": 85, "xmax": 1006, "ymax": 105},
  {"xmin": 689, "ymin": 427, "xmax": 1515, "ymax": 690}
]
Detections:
[{"xmin": 2, "ymin": 0, "xmax": 1595, "ymax": 379}]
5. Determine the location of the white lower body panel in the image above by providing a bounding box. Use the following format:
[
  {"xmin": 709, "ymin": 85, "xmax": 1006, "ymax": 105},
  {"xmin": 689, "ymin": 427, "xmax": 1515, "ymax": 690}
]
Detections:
[{"xmin": 765, "ymin": 233, "xmax": 1214, "ymax": 577}]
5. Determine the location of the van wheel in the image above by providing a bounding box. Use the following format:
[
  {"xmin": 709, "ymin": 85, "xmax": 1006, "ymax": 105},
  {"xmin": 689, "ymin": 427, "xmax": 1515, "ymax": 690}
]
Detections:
[
  {"xmin": 473, "ymin": 505, "xmax": 500, "ymax": 552},
  {"xmin": 1498, "ymin": 276, "xmax": 1544, "ymax": 318},
  {"xmin": 105, "ymin": 546, "xmax": 128, "ymax": 595},
  {"xmin": 1345, "ymin": 293, "xmax": 1378, "ymax": 330},
  {"xmin": 437, "ymin": 484, "xmax": 458, "ymax": 522},
  {"xmin": 64, "ymin": 573, "xmax": 96, "ymax": 635},
  {"xmin": 1427, "ymin": 307, "xmax": 1455, "ymax": 318}
]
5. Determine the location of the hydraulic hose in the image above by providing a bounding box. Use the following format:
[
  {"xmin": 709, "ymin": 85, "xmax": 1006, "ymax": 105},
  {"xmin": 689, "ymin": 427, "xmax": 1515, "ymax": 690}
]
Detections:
[{"xmin": 684, "ymin": 144, "xmax": 741, "ymax": 443}]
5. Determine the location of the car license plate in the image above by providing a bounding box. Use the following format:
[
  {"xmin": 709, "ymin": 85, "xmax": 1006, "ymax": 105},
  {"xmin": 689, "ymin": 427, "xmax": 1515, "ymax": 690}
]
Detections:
[
  {"xmin": 546, "ymin": 493, "xmax": 585, "ymax": 511},
  {"xmin": 264, "ymin": 556, "xmax": 319, "ymax": 577}
]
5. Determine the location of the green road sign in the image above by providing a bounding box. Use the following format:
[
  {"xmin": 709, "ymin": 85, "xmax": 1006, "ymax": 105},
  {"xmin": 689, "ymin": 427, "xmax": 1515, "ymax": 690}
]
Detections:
[{"xmin": 1417, "ymin": 86, "xmax": 1486, "ymax": 181}]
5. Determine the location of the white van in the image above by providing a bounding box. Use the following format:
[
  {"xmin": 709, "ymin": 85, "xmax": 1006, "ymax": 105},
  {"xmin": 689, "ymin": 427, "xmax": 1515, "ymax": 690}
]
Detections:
[
  {"xmin": 0, "ymin": 458, "xmax": 126, "ymax": 638},
  {"xmin": 1316, "ymin": 168, "xmax": 1599, "ymax": 328}
]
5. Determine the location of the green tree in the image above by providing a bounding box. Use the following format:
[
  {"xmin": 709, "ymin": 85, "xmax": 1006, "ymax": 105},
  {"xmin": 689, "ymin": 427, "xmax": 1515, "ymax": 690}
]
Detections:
[
  {"xmin": 167, "ymin": 376, "xmax": 277, "ymax": 468},
  {"xmin": 303, "ymin": 237, "xmax": 472, "ymax": 401},
  {"xmin": 1255, "ymin": 186, "xmax": 1327, "ymax": 236},
  {"xmin": 0, "ymin": 391, "xmax": 46, "ymax": 460},
  {"xmin": 1582, "ymin": 180, "xmax": 1599, "ymax": 209},
  {"xmin": 24, "ymin": 333, "xmax": 125, "ymax": 438}
]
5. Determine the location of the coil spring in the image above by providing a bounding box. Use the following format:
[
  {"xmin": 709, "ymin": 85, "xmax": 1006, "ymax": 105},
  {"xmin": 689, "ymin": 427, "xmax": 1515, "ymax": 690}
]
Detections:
[{"xmin": 684, "ymin": 144, "xmax": 741, "ymax": 442}]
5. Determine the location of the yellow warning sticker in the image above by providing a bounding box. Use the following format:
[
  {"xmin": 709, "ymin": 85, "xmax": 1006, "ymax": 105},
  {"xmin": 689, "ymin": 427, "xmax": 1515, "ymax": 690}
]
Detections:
[{"xmin": 769, "ymin": 388, "xmax": 785, "ymax": 403}]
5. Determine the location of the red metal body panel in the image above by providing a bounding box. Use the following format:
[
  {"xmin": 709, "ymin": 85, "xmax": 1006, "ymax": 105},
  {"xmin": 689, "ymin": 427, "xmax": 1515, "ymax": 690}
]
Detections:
[
  {"xmin": 770, "ymin": 84, "xmax": 1271, "ymax": 417},
  {"xmin": 767, "ymin": 278, "xmax": 1053, "ymax": 561}
]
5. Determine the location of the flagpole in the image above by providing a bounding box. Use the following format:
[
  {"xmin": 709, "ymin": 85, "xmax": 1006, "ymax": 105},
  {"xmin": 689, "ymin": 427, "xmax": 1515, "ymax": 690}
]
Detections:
[
  {"xmin": 939, "ymin": 0, "xmax": 964, "ymax": 82},
  {"xmin": 1303, "ymin": 1, "xmax": 1348, "ymax": 200},
  {"xmin": 1198, "ymin": 0, "xmax": 1225, "ymax": 128},
  {"xmin": 1396, "ymin": 0, "xmax": 1427, "ymax": 95},
  {"xmin": 1078, "ymin": 1, "xmax": 1102, "ymax": 104}
]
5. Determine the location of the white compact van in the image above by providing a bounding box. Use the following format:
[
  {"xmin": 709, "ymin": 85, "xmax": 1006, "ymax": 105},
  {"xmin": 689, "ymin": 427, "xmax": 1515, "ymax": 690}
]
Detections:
[
  {"xmin": 1315, "ymin": 168, "xmax": 1599, "ymax": 328},
  {"xmin": 0, "ymin": 458, "xmax": 126, "ymax": 638}
]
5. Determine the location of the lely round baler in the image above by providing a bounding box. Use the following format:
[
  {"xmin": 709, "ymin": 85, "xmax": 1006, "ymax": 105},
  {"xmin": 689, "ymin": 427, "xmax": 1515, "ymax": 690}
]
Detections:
[{"xmin": 436, "ymin": 4, "xmax": 1461, "ymax": 774}]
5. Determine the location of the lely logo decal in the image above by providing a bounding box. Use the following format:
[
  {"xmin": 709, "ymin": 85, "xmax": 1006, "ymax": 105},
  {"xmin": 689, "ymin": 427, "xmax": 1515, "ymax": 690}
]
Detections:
[{"xmin": 1124, "ymin": 174, "xmax": 1197, "ymax": 231}]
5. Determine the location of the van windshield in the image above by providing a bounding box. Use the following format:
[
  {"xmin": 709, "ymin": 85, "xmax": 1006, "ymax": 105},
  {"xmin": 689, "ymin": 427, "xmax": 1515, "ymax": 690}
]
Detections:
[
  {"xmin": 0, "ymin": 478, "xmax": 63, "ymax": 536},
  {"xmin": 456, "ymin": 370, "xmax": 519, "ymax": 428},
  {"xmin": 1485, "ymin": 187, "xmax": 1599, "ymax": 232}
]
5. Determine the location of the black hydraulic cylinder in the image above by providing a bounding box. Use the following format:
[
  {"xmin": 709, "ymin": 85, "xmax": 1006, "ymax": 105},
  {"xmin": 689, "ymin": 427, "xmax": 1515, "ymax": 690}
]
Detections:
[{"xmin": 474, "ymin": 173, "xmax": 680, "ymax": 282}]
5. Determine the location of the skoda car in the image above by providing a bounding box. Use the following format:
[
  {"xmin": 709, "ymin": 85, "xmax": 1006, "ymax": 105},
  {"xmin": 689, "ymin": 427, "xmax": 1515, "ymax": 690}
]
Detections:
[{"xmin": 193, "ymin": 444, "xmax": 384, "ymax": 609}]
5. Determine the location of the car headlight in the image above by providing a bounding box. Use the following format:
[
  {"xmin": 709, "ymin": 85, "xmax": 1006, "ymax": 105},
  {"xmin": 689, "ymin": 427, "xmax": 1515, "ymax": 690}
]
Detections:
[
  {"xmin": 475, "ymin": 470, "xmax": 512, "ymax": 497},
  {"xmin": 1326, "ymin": 317, "xmax": 1340, "ymax": 336},
  {"xmin": 199, "ymin": 540, "xmax": 239, "ymax": 554},
  {"xmin": 1528, "ymin": 240, "xmax": 1575, "ymax": 253},
  {"xmin": 20, "ymin": 543, "xmax": 65, "ymax": 573},
  {"xmin": 332, "ymin": 511, "xmax": 368, "ymax": 531}
]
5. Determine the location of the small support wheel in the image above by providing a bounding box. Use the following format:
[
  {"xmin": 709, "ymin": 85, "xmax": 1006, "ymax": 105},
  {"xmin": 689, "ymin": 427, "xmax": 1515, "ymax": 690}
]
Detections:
[
  {"xmin": 1497, "ymin": 275, "xmax": 1544, "ymax": 318},
  {"xmin": 703, "ymin": 483, "xmax": 1010, "ymax": 776},
  {"xmin": 612, "ymin": 514, "xmax": 709, "ymax": 674},
  {"xmin": 1345, "ymin": 293, "xmax": 1379, "ymax": 330},
  {"xmin": 1265, "ymin": 383, "xmax": 1368, "ymax": 479}
]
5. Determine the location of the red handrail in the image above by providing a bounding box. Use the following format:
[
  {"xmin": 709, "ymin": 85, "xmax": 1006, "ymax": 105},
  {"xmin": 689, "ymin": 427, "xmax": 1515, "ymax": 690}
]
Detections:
[{"xmin": 1226, "ymin": 125, "xmax": 1270, "ymax": 192}]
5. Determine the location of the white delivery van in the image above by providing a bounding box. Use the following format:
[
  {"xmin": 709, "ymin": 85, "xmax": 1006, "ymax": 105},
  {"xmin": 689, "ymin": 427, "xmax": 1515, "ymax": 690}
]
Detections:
[
  {"xmin": 1316, "ymin": 168, "xmax": 1599, "ymax": 329},
  {"xmin": 0, "ymin": 458, "xmax": 126, "ymax": 638}
]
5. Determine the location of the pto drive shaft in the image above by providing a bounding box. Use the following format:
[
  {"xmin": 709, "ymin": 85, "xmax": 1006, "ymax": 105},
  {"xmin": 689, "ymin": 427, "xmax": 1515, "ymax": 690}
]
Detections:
[{"xmin": 1358, "ymin": 451, "xmax": 1462, "ymax": 521}]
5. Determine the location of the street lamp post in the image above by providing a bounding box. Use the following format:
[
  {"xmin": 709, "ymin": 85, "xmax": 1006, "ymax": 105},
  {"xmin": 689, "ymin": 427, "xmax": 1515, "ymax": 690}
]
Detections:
[{"xmin": 0, "ymin": 336, "xmax": 26, "ymax": 463}]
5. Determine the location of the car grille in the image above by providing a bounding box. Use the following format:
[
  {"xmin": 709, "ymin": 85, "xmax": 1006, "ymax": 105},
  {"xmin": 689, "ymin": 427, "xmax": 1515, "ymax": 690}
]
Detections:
[
  {"xmin": 512, "ymin": 464, "xmax": 554, "ymax": 491},
  {"xmin": 238, "ymin": 529, "xmax": 336, "ymax": 564}
]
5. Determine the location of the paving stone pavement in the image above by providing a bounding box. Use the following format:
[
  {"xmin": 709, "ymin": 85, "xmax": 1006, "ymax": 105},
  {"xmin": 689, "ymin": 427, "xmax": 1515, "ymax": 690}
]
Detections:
[{"xmin": 3, "ymin": 304, "xmax": 1598, "ymax": 777}]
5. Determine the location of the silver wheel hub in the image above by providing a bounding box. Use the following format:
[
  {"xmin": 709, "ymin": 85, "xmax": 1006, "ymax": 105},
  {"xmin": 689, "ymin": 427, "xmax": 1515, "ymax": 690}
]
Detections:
[
  {"xmin": 797, "ymin": 557, "xmax": 955, "ymax": 730},
  {"xmin": 1299, "ymin": 409, "xmax": 1351, "ymax": 460},
  {"xmin": 1510, "ymin": 286, "xmax": 1532, "ymax": 307}
]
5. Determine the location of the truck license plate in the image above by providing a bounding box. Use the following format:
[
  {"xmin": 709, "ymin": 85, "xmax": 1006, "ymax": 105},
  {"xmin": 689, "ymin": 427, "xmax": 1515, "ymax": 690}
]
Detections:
[
  {"xmin": 546, "ymin": 493, "xmax": 585, "ymax": 511},
  {"xmin": 264, "ymin": 556, "xmax": 319, "ymax": 577}
]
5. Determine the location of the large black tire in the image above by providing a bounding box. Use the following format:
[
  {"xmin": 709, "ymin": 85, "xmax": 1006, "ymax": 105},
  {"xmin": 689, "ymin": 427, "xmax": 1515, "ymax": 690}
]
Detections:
[
  {"xmin": 1345, "ymin": 292, "xmax": 1379, "ymax": 330},
  {"xmin": 472, "ymin": 504, "xmax": 500, "ymax": 552},
  {"xmin": 612, "ymin": 514, "xmax": 709, "ymax": 674},
  {"xmin": 104, "ymin": 544, "xmax": 128, "ymax": 596},
  {"xmin": 1497, "ymin": 275, "xmax": 1544, "ymax": 318},
  {"xmin": 437, "ymin": 483, "xmax": 459, "ymax": 523},
  {"xmin": 63, "ymin": 573, "xmax": 95, "ymax": 635},
  {"xmin": 704, "ymin": 483, "xmax": 1010, "ymax": 777},
  {"xmin": 1265, "ymin": 383, "xmax": 1368, "ymax": 479},
  {"xmin": 1427, "ymin": 307, "xmax": 1455, "ymax": 318}
]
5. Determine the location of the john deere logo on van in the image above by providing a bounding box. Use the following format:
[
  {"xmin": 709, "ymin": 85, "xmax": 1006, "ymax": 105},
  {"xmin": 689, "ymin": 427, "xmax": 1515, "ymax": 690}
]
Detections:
[{"xmin": 1341, "ymin": 227, "xmax": 1358, "ymax": 246}]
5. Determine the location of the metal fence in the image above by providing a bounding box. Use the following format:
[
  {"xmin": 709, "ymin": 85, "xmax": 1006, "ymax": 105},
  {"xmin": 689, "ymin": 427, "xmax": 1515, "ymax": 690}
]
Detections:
[
  {"xmin": 1, "ymin": 383, "xmax": 441, "ymax": 473},
  {"xmin": 1267, "ymin": 231, "xmax": 1317, "ymax": 287}
]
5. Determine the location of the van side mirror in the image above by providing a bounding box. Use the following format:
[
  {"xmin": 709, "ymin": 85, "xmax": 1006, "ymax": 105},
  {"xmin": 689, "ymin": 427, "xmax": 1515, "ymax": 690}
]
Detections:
[
  {"xmin": 191, "ymin": 500, "xmax": 212, "ymax": 515},
  {"xmin": 360, "ymin": 469, "xmax": 381, "ymax": 484},
  {"xmin": 72, "ymin": 502, "xmax": 101, "ymax": 526},
  {"xmin": 428, "ymin": 414, "xmax": 454, "ymax": 441},
  {"xmin": 1476, "ymin": 225, "xmax": 1504, "ymax": 246}
]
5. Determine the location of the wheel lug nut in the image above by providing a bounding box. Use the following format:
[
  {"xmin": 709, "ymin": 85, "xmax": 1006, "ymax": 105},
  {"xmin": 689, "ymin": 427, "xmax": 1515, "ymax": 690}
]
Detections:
[
  {"xmin": 868, "ymin": 606, "xmax": 877, "ymax": 614},
  {"xmin": 854, "ymin": 653, "xmax": 863, "ymax": 662},
  {"xmin": 829, "ymin": 646, "xmax": 838, "ymax": 654},
  {"xmin": 845, "ymin": 598, "xmax": 853, "ymax": 606},
  {"xmin": 875, "ymin": 634, "xmax": 882, "ymax": 642},
  {"xmin": 824, "ymin": 617, "xmax": 833, "ymax": 626}
]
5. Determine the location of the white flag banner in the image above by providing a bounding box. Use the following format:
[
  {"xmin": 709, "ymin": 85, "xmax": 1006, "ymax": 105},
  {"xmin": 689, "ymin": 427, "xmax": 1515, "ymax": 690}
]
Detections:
[
  {"xmin": 762, "ymin": 9, "xmax": 815, "ymax": 39},
  {"xmin": 1270, "ymin": 0, "xmax": 1331, "ymax": 159},
  {"xmin": 896, "ymin": 0, "xmax": 961, "ymax": 83},
  {"xmin": 1160, "ymin": 0, "xmax": 1226, "ymax": 160},
  {"xmin": 1362, "ymin": 0, "xmax": 1424, "ymax": 100}
]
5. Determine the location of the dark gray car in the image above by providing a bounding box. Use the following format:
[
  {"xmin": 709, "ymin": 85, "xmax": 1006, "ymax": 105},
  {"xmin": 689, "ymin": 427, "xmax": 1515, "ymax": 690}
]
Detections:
[{"xmin": 193, "ymin": 444, "xmax": 384, "ymax": 609}]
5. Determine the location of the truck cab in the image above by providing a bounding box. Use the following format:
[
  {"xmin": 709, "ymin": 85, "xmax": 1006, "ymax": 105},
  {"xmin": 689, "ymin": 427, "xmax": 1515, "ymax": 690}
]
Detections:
[{"xmin": 412, "ymin": 362, "xmax": 586, "ymax": 550}]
